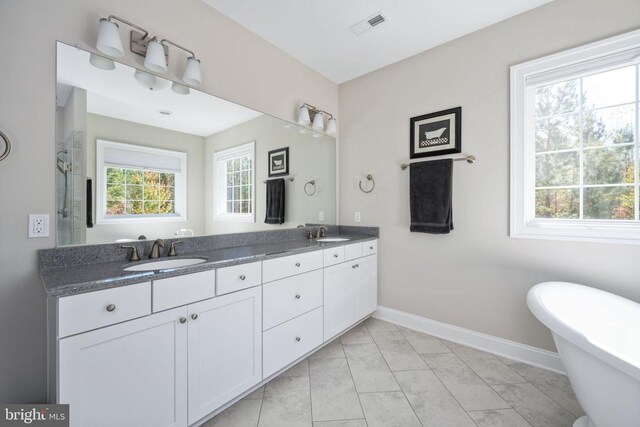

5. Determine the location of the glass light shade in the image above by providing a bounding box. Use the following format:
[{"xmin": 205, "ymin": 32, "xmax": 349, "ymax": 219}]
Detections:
[
  {"xmin": 326, "ymin": 117, "xmax": 337, "ymax": 135},
  {"xmin": 171, "ymin": 82, "xmax": 190, "ymax": 95},
  {"xmin": 144, "ymin": 39, "xmax": 168, "ymax": 73},
  {"xmin": 312, "ymin": 111, "xmax": 324, "ymax": 131},
  {"xmin": 182, "ymin": 57, "xmax": 202, "ymax": 86},
  {"xmin": 297, "ymin": 106, "xmax": 311, "ymax": 126},
  {"xmin": 96, "ymin": 18, "xmax": 124, "ymax": 57},
  {"xmin": 89, "ymin": 53, "xmax": 115, "ymax": 71}
]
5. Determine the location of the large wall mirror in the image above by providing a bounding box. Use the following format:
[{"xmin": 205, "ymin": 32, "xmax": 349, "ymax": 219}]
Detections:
[{"xmin": 55, "ymin": 42, "xmax": 336, "ymax": 246}]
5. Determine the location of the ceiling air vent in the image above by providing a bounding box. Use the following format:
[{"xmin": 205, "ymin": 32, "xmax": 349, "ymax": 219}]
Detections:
[{"xmin": 349, "ymin": 11, "xmax": 388, "ymax": 36}]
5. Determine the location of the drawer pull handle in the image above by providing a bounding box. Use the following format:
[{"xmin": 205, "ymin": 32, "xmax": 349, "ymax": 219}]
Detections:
[
  {"xmin": 369, "ymin": 246, "xmax": 374, "ymax": 250},
  {"xmin": 295, "ymin": 337, "xmax": 301, "ymax": 342},
  {"xmin": 295, "ymin": 262, "xmax": 301, "ymax": 267},
  {"xmin": 179, "ymin": 317, "xmax": 187, "ymax": 324},
  {"xmin": 352, "ymin": 264, "xmax": 360, "ymax": 269},
  {"xmin": 191, "ymin": 313, "xmax": 198, "ymax": 320},
  {"xmin": 106, "ymin": 304, "xmax": 116, "ymax": 312},
  {"xmin": 295, "ymin": 294, "xmax": 301, "ymax": 299},
  {"xmin": 333, "ymin": 253, "xmax": 339, "ymax": 258},
  {"xmin": 239, "ymin": 275, "xmax": 246, "ymax": 280}
]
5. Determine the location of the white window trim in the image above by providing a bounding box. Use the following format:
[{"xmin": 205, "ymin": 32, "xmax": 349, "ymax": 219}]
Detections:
[
  {"xmin": 95, "ymin": 139, "xmax": 188, "ymax": 225},
  {"xmin": 510, "ymin": 29, "xmax": 640, "ymax": 245},
  {"xmin": 213, "ymin": 141, "xmax": 256, "ymax": 223}
]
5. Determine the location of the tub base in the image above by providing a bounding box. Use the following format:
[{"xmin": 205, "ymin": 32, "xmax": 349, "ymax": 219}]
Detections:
[{"xmin": 574, "ymin": 415, "xmax": 596, "ymax": 427}]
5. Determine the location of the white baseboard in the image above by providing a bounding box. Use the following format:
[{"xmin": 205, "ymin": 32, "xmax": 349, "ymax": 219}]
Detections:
[{"xmin": 373, "ymin": 305, "xmax": 565, "ymax": 374}]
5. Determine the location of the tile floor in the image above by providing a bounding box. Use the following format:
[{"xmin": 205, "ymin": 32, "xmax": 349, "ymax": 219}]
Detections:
[{"xmin": 205, "ymin": 318, "xmax": 584, "ymax": 427}]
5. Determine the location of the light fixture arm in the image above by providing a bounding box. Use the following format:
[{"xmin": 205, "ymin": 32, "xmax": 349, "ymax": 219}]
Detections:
[
  {"xmin": 160, "ymin": 39, "xmax": 197, "ymax": 59},
  {"xmin": 301, "ymin": 103, "xmax": 332, "ymax": 120},
  {"xmin": 107, "ymin": 15, "xmax": 149, "ymax": 39}
]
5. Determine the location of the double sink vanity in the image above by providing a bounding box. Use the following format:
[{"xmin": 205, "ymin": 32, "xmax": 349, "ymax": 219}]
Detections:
[{"xmin": 40, "ymin": 226, "xmax": 378, "ymax": 427}]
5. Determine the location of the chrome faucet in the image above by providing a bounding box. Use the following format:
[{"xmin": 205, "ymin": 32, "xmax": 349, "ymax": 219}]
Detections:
[
  {"xmin": 149, "ymin": 239, "xmax": 165, "ymax": 259},
  {"xmin": 315, "ymin": 226, "xmax": 328, "ymax": 239}
]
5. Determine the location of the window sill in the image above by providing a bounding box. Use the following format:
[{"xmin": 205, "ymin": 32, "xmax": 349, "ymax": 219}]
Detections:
[
  {"xmin": 214, "ymin": 214, "xmax": 255, "ymax": 223},
  {"xmin": 96, "ymin": 214, "xmax": 187, "ymax": 225},
  {"xmin": 511, "ymin": 219, "xmax": 640, "ymax": 245}
]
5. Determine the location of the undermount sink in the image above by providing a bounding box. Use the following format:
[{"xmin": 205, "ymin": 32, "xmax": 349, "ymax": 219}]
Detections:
[
  {"xmin": 124, "ymin": 258, "xmax": 208, "ymax": 272},
  {"xmin": 316, "ymin": 237, "xmax": 351, "ymax": 242}
]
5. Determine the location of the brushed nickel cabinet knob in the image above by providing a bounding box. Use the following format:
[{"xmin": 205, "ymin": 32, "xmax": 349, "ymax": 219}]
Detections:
[
  {"xmin": 191, "ymin": 314, "xmax": 198, "ymax": 320},
  {"xmin": 239, "ymin": 275, "xmax": 246, "ymax": 280},
  {"xmin": 333, "ymin": 253, "xmax": 338, "ymax": 258},
  {"xmin": 295, "ymin": 262, "xmax": 301, "ymax": 267},
  {"xmin": 295, "ymin": 294, "xmax": 301, "ymax": 299},
  {"xmin": 179, "ymin": 317, "xmax": 187, "ymax": 324},
  {"xmin": 295, "ymin": 337, "xmax": 301, "ymax": 342},
  {"xmin": 106, "ymin": 304, "xmax": 116, "ymax": 312}
]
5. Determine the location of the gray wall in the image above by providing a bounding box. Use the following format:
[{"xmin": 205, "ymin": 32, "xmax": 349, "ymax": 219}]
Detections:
[
  {"xmin": 85, "ymin": 114, "xmax": 206, "ymax": 244},
  {"xmin": 205, "ymin": 115, "xmax": 337, "ymax": 234},
  {"xmin": 339, "ymin": 0, "xmax": 640, "ymax": 351},
  {"xmin": 0, "ymin": 0, "xmax": 337, "ymax": 403}
]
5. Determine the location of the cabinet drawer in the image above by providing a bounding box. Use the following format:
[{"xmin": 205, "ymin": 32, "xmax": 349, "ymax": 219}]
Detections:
[
  {"xmin": 323, "ymin": 247, "xmax": 344, "ymax": 267},
  {"xmin": 153, "ymin": 270, "xmax": 215, "ymax": 312},
  {"xmin": 216, "ymin": 261, "xmax": 262, "ymax": 296},
  {"xmin": 263, "ymin": 270, "xmax": 323, "ymax": 330},
  {"xmin": 344, "ymin": 243, "xmax": 362, "ymax": 261},
  {"xmin": 263, "ymin": 307, "xmax": 323, "ymax": 378},
  {"xmin": 58, "ymin": 283, "xmax": 151, "ymax": 338},
  {"xmin": 362, "ymin": 240, "xmax": 377, "ymax": 256},
  {"xmin": 262, "ymin": 251, "xmax": 323, "ymax": 283}
]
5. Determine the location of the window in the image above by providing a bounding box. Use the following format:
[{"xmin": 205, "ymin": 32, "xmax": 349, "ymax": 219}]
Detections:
[
  {"xmin": 511, "ymin": 30, "xmax": 640, "ymax": 243},
  {"xmin": 213, "ymin": 141, "xmax": 255, "ymax": 222},
  {"xmin": 96, "ymin": 140, "xmax": 187, "ymax": 224}
]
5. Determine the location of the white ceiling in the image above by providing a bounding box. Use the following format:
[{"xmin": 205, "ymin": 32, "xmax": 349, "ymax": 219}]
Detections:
[
  {"xmin": 56, "ymin": 43, "xmax": 262, "ymax": 137},
  {"xmin": 203, "ymin": 0, "xmax": 553, "ymax": 83}
]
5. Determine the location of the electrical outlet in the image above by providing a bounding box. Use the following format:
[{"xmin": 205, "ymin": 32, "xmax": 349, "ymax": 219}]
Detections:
[
  {"xmin": 319, "ymin": 211, "xmax": 324, "ymax": 221},
  {"xmin": 29, "ymin": 214, "xmax": 50, "ymax": 238},
  {"xmin": 355, "ymin": 212, "xmax": 361, "ymax": 223}
]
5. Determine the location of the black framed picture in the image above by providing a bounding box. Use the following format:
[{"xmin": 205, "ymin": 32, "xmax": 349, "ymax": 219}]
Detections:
[
  {"xmin": 268, "ymin": 147, "xmax": 289, "ymax": 177},
  {"xmin": 410, "ymin": 107, "xmax": 461, "ymax": 159}
]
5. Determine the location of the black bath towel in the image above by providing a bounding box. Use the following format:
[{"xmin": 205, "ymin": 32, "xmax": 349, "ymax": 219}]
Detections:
[
  {"xmin": 265, "ymin": 178, "xmax": 286, "ymax": 224},
  {"xmin": 409, "ymin": 159, "xmax": 453, "ymax": 234}
]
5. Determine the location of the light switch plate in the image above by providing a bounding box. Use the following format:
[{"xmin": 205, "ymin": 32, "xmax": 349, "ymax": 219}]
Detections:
[
  {"xmin": 319, "ymin": 211, "xmax": 324, "ymax": 221},
  {"xmin": 355, "ymin": 212, "xmax": 361, "ymax": 223},
  {"xmin": 29, "ymin": 214, "xmax": 50, "ymax": 238}
]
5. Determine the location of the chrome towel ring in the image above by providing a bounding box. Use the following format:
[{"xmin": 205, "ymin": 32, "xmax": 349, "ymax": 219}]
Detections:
[
  {"xmin": 0, "ymin": 130, "xmax": 10, "ymax": 162},
  {"xmin": 359, "ymin": 174, "xmax": 375, "ymax": 193},
  {"xmin": 304, "ymin": 180, "xmax": 316, "ymax": 196}
]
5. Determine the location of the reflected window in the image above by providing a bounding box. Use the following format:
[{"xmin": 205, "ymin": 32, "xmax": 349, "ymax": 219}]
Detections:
[
  {"xmin": 511, "ymin": 31, "xmax": 640, "ymax": 243},
  {"xmin": 213, "ymin": 141, "xmax": 255, "ymax": 222},
  {"xmin": 96, "ymin": 140, "xmax": 187, "ymax": 223}
]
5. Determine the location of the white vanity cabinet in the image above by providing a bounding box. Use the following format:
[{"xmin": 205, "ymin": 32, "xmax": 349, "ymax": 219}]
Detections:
[
  {"xmin": 324, "ymin": 241, "xmax": 378, "ymax": 341},
  {"xmin": 187, "ymin": 286, "xmax": 262, "ymax": 424},
  {"xmin": 58, "ymin": 306, "xmax": 189, "ymax": 427}
]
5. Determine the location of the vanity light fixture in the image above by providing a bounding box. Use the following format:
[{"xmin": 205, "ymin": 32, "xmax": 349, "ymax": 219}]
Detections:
[
  {"xmin": 171, "ymin": 82, "xmax": 190, "ymax": 95},
  {"xmin": 297, "ymin": 103, "xmax": 337, "ymax": 135},
  {"xmin": 96, "ymin": 15, "xmax": 203, "ymax": 87}
]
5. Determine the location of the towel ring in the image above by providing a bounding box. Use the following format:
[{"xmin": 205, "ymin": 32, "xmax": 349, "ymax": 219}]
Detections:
[
  {"xmin": 304, "ymin": 180, "xmax": 316, "ymax": 196},
  {"xmin": 0, "ymin": 130, "xmax": 10, "ymax": 162},
  {"xmin": 359, "ymin": 174, "xmax": 375, "ymax": 193}
]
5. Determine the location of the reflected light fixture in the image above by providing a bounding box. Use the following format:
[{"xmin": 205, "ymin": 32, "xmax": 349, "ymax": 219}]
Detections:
[
  {"xmin": 297, "ymin": 103, "xmax": 337, "ymax": 135},
  {"xmin": 171, "ymin": 82, "xmax": 190, "ymax": 95},
  {"xmin": 96, "ymin": 15, "xmax": 203, "ymax": 87},
  {"xmin": 312, "ymin": 132, "xmax": 323, "ymax": 138},
  {"xmin": 89, "ymin": 53, "xmax": 115, "ymax": 71}
]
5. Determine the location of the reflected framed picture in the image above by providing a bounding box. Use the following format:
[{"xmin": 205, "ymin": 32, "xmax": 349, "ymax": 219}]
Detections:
[
  {"xmin": 410, "ymin": 107, "xmax": 461, "ymax": 159},
  {"xmin": 268, "ymin": 147, "xmax": 289, "ymax": 177}
]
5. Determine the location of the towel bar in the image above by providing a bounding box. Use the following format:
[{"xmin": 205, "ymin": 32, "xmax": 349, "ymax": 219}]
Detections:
[
  {"xmin": 263, "ymin": 177, "xmax": 294, "ymax": 183},
  {"xmin": 401, "ymin": 154, "xmax": 476, "ymax": 170}
]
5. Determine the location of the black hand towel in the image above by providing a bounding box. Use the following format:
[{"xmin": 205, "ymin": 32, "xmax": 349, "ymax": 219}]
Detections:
[
  {"xmin": 265, "ymin": 178, "xmax": 286, "ymax": 224},
  {"xmin": 410, "ymin": 159, "xmax": 454, "ymax": 234}
]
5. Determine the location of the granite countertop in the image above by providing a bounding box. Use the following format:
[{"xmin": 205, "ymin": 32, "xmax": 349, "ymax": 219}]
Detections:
[{"xmin": 41, "ymin": 234, "xmax": 377, "ymax": 297}]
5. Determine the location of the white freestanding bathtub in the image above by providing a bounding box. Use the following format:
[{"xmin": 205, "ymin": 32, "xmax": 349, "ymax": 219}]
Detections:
[{"xmin": 527, "ymin": 282, "xmax": 640, "ymax": 427}]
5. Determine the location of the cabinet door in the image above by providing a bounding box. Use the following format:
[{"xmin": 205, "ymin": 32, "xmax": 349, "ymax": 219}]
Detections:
[
  {"xmin": 323, "ymin": 261, "xmax": 356, "ymax": 340},
  {"xmin": 354, "ymin": 255, "xmax": 378, "ymax": 320},
  {"xmin": 59, "ymin": 307, "xmax": 188, "ymax": 427},
  {"xmin": 187, "ymin": 286, "xmax": 262, "ymax": 424}
]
